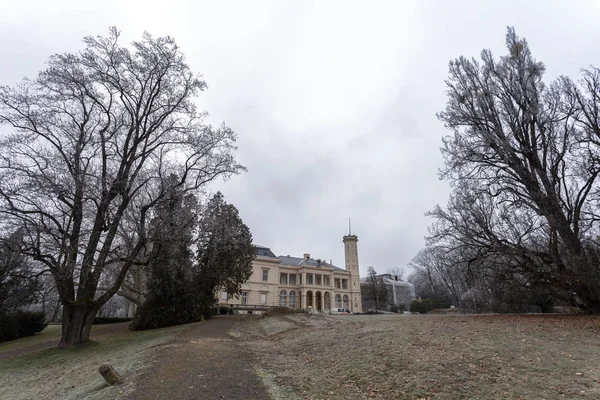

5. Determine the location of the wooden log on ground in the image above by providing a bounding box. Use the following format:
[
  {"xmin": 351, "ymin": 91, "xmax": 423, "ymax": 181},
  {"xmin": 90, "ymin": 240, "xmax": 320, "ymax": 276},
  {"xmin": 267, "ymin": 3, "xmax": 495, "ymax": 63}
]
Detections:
[{"xmin": 98, "ymin": 364, "xmax": 124, "ymax": 385}]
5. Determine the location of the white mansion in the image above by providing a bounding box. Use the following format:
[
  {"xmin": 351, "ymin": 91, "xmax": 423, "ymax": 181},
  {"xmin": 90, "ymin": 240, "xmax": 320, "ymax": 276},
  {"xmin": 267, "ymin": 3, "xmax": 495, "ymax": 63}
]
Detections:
[{"xmin": 219, "ymin": 233, "xmax": 363, "ymax": 313}]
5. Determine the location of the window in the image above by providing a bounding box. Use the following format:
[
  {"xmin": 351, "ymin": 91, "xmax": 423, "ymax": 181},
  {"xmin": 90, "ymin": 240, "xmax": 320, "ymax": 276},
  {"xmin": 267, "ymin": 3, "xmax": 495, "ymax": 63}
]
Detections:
[
  {"xmin": 343, "ymin": 294, "xmax": 349, "ymax": 309},
  {"xmin": 262, "ymin": 269, "xmax": 269, "ymax": 282},
  {"xmin": 221, "ymin": 292, "xmax": 228, "ymax": 301},
  {"xmin": 280, "ymin": 273, "xmax": 288, "ymax": 285},
  {"xmin": 298, "ymin": 274, "xmax": 302, "ymax": 285},
  {"xmin": 315, "ymin": 274, "xmax": 322, "ymax": 286},
  {"xmin": 260, "ymin": 293, "xmax": 267, "ymax": 305},
  {"xmin": 342, "ymin": 279, "xmax": 348, "ymax": 289},
  {"xmin": 335, "ymin": 294, "xmax": 342, "ymax": 308},
  {"xmin": 242, "ymin": 292, "xmax": 248, "ymax": 305},
  {"xmin": 307, "ymin": 274, "xmax": 313, "ymax": 285},
  {"xmin": 289, "ymin": 291, "xmax": 296, "ymax": 308},
  {"xmin": 279, "ymin": 290, "xmax": 287, "ymax": 307},
  {"xmin": 324, "ymin": 276, "xmax": 330, "ymax": 286},
  {"xmin": 335, "ymin": 278, "xmax": 341, "ymax": 289},
  {"xmin": 289, "ymin": 274, "xmax": 296, "ymax": 285}
]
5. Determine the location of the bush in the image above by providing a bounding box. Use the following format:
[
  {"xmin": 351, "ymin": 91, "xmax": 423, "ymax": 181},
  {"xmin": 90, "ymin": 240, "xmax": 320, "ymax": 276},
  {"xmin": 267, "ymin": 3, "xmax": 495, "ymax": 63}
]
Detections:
[
  {"xmin": 218, "ymin": 306, "xmax": 230, "ymax": 315},
  {"xmin": 0, "ymin": 311, "xmax": 47, "ymax": 342},
  {"xmin": 0, "ymin": 313, "xmax": 18, "ymax": 342},
  {"xmin": 203, "ymin": 306, "xmax": 216, "ymax": 320},
  {"xmin": 93, "ymin": 316, "xmax": 133, "ymax": 325},
  {"xmin": 16, "ymin": 311, "xmax": 48, "ymax": 337},
  {"xmin": 132, "ymin": 296, "xmax": 203, "ymax": 330},
  {"xmin": 263, "ymin": 306, "xmax": 295, "ymax": 317},
  {"xmin": 410, "ymin": 299, "xmax": 442, "ymax": 314},
  {"xmin": 390, "ymin": 303, "xmax": 406, "ymax": 313}
]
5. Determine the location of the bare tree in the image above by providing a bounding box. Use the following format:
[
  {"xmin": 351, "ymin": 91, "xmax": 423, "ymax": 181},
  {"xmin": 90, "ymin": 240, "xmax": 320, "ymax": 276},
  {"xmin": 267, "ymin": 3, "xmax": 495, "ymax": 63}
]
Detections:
[
  {"xmin": 0, "ymin": 28, "xmax": 244, "ymax": 347},
  {"xmin": 428, "ymin": 27, "xmax": 600, "ymax": 311},
  {"xmin": 407, "ymin": 248, "xmax": 454, "ymax": 303},
  {"xmin": 386, "ymin": 267, "xmax": 405, "ymax": 281},
  {"xmin": 366, "ymin": 266, "xmax": 388, "ymax": 310}
]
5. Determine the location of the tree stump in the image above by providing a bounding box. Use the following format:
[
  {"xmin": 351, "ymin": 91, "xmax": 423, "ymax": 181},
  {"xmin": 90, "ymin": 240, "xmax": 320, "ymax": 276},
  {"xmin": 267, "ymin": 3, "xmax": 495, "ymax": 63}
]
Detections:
[{"xmin": 98, "ymin": 364, "xmax": 124, "ymax": 385}]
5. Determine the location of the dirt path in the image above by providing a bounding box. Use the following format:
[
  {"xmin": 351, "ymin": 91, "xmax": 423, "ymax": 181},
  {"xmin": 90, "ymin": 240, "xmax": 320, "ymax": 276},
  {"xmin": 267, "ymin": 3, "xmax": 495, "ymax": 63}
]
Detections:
[{"xmin": 129, "ymin": 315, "xmax": 270, "ymax": 400}]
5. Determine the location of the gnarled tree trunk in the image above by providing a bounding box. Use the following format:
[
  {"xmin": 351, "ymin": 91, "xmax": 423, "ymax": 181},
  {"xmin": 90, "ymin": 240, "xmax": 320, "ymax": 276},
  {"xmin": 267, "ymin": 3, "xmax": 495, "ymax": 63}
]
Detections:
[{"xmin": 59, "ymin": 304, "xmax": 98, "ymax": 348}]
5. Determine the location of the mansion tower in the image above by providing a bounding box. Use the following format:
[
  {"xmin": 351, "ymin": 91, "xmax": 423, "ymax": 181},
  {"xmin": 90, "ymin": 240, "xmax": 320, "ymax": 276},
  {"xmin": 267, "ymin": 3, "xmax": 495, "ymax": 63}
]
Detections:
[{"xmin": 343, "ymin": 233, "xmax": 363, "ymax": 313}]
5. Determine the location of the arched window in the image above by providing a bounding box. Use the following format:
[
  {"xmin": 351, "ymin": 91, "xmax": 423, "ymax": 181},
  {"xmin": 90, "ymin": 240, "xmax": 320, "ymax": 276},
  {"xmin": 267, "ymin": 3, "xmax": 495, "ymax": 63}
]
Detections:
[
  {"xmin": 343, "ymin": 294, "xmax": 349, "ymax": 309},
  {"xmin": 289, "ymin": 291, "xmax": 296, "ymax": 308},
  {"xmin": 335, "ymin": 294, "xmax": 342, "ymax": 308},
  {"xmin": 307, "ymin": 291, "xmax": 313, "ymax": 307},
  {"xmin": 279, "ymin": 290, "xmax": 287, "ymax": 307}
]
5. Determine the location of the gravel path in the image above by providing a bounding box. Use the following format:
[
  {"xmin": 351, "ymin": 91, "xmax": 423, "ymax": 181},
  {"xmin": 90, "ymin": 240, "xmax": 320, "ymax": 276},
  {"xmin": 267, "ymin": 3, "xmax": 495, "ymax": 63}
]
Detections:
[{"xmin": 129, "ymin": 315, "xmax": 270, "ymax": 400}]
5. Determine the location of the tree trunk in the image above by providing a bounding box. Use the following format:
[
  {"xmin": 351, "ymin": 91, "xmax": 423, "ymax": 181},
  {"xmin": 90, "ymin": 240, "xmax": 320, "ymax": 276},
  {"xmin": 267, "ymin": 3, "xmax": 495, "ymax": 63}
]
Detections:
[
  {"xmin": 127, "ymin": 301, "xmax": 137, "ymax": 318},
  {"xmin": 59, "ymin": 304, "xmax": 98, "ymax": 348}
]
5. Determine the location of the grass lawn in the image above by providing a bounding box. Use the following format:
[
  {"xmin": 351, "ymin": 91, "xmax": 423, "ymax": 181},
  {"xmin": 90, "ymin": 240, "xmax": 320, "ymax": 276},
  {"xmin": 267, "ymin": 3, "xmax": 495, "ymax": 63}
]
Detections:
[
  {"xmin": 0, "ymin": 322, "xmax": 190, "ymax": 400},
  {"xmin": 231, "ymin": 313, "xmax": 600, "ymax": 399},
  {"xmin": 0, "ymin": 324, "xmax": 62, "ymax": 353}
]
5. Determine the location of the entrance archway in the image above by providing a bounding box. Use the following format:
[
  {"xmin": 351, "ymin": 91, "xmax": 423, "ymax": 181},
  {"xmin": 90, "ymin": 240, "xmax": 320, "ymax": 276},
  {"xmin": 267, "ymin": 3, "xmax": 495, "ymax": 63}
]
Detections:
[
  {"xmin": 306, "ymin": 291, "xmax": 313, "ymax": 308},
  {"xmin": 316, "ymin": 291, "xmax": 322, "ymax": 311}
]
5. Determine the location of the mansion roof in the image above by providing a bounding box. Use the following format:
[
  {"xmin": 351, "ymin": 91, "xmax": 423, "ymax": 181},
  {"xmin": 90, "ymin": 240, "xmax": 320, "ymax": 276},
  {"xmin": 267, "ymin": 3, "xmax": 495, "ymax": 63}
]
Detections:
[
  {"xmin": 254, "ymin": 245, "xmax": 346, "ymax": 272},
  {"xmin": 254, "ymin": 245, "xmax": 277, "ymax": 258},
  {"xmin": 278, "ymin": 255, "xmax": 346, "ymax": 271},
  {"xmin": 360, "ymin": 273, "xmax": 414, "ymax": 287}
]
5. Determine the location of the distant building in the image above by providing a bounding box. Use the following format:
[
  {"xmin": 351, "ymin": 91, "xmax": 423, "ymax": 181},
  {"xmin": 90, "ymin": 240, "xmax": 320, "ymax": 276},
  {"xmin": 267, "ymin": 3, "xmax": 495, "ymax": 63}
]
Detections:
[
  {"xmin": 219, "ymin": 233, "xmax": 363, "ymax": 313},
  {"xmin": 361, "ymin": 273, "xmax": 415, "ymax": 311}
]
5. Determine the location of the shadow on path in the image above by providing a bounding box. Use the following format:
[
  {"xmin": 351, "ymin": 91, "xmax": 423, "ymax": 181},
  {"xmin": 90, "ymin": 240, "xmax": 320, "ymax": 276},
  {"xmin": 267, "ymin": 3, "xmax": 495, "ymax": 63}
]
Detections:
[{"xmin": 129, "ymin": 315, "xmax": 270, "ymax": 400}]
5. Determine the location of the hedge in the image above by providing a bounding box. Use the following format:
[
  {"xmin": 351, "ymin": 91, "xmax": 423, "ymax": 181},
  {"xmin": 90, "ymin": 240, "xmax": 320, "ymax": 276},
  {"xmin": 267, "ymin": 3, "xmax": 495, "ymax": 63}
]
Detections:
[
  {"xmin": 410, "ymin": 299, "xmax": 442, "ymax": 314},
  {"xmin": 218, "ymin": 306, "xmax": 233, "ymax": 315},
  {"xmin": 93, "ymin": 316, "xmax": 133, "ymax": 324},
  {"xmin": 0, "ymin": 311, "xmax": 47, "ymax": 342}
]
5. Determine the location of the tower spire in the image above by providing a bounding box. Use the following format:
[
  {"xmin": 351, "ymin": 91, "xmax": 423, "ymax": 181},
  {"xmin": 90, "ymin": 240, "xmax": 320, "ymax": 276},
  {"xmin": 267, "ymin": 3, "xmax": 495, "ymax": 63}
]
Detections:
[{"xmin": 348, "ymin": 217, "xmax": 352, "ymax": 235}]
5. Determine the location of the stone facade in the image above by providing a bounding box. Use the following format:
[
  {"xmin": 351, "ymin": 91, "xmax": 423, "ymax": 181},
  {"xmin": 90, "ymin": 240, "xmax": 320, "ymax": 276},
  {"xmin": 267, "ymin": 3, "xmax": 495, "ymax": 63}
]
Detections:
[{"xmin": 220, "ymin": 234, "xmax": 363, "ymax": 313}]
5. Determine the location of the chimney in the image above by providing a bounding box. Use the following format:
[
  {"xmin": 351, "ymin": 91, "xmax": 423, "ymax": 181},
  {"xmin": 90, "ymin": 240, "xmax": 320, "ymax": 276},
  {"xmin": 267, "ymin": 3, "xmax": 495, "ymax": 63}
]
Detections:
[{"xmin": 303, "ymin": 253, "xmax": 310, "ymax": 260}]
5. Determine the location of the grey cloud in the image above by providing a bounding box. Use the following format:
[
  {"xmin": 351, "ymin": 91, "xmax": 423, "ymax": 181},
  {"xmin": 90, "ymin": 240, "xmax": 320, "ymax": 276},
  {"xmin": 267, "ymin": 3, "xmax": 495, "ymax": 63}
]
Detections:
[{"xmin": 2, "ymin": 0, "xmax": 600, "ymax": 277}]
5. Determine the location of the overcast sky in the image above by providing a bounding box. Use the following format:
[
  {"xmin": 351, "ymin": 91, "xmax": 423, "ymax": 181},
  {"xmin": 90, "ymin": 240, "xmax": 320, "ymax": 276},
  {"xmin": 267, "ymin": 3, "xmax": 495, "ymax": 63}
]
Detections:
[{"xmin": 2, "ymin": 1, "xmax": 600, "ymax": 277}]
